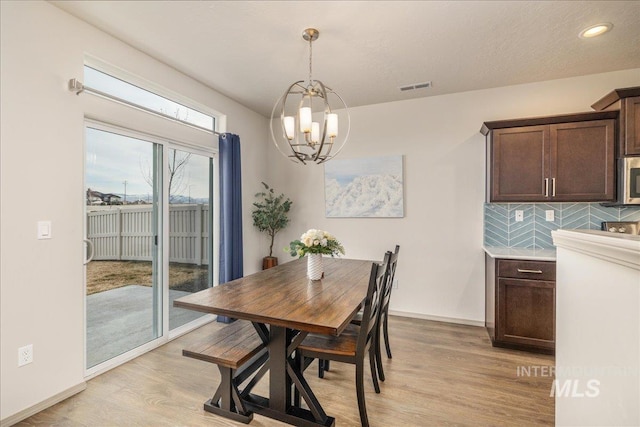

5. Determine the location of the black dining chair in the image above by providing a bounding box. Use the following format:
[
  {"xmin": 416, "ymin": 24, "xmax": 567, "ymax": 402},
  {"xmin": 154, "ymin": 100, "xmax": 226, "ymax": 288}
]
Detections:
[
  {"xmin": 376, "ymin": 245, "xmax": 400, "ymax": 380},
  {"xmin": 295, "ymin": 252, "xmax": 391, "ymax": 427},
  {"xmin": 321, "ymin": 245, "xmax": 400, "ymax": 382}
]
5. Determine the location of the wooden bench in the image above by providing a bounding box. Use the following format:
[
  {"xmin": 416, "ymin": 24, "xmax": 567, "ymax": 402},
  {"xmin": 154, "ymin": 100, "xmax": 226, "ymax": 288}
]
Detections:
[{"xmin": 183, "ymin": 320, "xmax": 268, "ymax": 424}]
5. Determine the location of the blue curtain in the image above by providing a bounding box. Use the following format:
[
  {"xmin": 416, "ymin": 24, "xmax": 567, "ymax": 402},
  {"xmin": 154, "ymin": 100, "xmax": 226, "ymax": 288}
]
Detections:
[{"xmin": 218, "ymin": 133, "xmax": 243, "ymax": 323}]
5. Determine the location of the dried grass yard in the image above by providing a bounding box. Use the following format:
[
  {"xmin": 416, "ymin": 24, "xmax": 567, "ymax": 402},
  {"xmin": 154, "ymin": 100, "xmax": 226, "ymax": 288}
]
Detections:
[{"xmin": 86, "ymin": 261, "xmax": 209, "ymax": 295}]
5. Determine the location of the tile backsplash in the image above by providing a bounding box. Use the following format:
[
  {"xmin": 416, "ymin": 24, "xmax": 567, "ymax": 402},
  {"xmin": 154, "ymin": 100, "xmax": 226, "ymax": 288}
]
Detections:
[{"xmin": 484, "ymin": 203, "xmax": 640, "ymax": 249}]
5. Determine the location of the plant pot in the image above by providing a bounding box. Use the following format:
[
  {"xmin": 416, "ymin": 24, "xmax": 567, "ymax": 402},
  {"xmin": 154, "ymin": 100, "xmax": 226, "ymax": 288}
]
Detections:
[{"xmin": 263, "ymin": 256, "xmax": 278, "ymax": 270}]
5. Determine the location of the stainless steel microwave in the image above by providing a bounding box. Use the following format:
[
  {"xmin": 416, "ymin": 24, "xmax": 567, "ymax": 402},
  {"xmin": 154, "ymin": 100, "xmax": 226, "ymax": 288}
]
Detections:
[{"xmin": 620, "ymin": 157, "xmax": 640, "ymax": 205}]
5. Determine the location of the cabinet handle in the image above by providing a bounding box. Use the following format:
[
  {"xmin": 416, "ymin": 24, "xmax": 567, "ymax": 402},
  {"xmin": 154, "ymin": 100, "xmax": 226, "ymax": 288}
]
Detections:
[
  {"xmin": 517, "ymin": 268, "xmax": 543, "ymax": 274},
  {"xmin": 544, "ymin": 178, "xmax": 549, "ymax": 197},
  {"xmin": 551, "ymin": 178, "xmax": 556, "ymax": 197}
]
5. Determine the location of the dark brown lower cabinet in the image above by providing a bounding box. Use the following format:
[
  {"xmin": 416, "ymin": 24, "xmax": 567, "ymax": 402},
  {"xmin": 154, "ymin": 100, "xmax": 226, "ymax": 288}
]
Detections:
[{"xmin": 486, "ymin": 256, "xmax": 556, "ymax": 354}]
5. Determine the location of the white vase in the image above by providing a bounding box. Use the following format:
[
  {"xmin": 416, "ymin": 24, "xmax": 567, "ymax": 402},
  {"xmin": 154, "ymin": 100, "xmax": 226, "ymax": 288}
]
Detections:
[{"xmin": 307, "ymin": 253, "xmax": 323, "ymax": 280}]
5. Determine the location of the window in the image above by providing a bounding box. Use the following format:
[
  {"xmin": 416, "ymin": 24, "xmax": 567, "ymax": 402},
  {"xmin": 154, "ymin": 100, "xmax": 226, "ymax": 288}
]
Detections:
[{"xmin": 84, "ymin": 65, "xmax": 215, "ymax": 132}]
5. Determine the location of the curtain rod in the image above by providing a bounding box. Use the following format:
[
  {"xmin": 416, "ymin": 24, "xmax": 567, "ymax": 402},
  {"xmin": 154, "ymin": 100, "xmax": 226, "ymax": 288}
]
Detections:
[{"xmin": 68, "ymin": 78, "xmax": 224, "ymax": 136}]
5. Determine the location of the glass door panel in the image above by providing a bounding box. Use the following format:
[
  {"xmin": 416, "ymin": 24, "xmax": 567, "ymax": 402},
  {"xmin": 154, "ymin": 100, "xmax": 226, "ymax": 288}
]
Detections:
[
  {"xmin": 84, "ymin": 126, "xmax": 161, "ymax": 369},
  {"xmin": 168, "ymin": 149, "xmax": 213, "ymax": 330}
]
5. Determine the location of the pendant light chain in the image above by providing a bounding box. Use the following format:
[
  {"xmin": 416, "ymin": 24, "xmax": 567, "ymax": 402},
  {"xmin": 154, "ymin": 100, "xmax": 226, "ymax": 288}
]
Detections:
[{"xmin": 308, "ymin": 36, "xmax": 313, "ymax": 85}]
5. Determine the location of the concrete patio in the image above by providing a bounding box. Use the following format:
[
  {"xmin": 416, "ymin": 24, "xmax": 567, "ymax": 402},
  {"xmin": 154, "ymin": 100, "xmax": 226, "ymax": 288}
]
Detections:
[{"xmin": 86, "ymin": 285, "xmax": 205, "ymax": 367}]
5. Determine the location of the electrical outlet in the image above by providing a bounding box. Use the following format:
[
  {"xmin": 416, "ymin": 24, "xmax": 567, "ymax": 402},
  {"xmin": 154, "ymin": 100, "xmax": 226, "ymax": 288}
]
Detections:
[
  {"xmin": 18, "ymin": 344, "xmax": 33, "ymax": 367},
  {"xmin": 545, "ymin": 210, "xmax": 555, "ymax": 222},
  {"xmin": 515, "ymin": 210, "xmax": 524, "ymax": 222}
]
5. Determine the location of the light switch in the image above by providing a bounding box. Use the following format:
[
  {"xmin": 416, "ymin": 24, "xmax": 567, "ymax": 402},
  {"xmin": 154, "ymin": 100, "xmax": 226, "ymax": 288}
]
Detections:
[
  {"xmin": 545, "ymin": 210, "xmax": 555, "ymax": 222},
  {"xmin": 37, "ymin": 221, "xmax": 52, "ymax": 239}
]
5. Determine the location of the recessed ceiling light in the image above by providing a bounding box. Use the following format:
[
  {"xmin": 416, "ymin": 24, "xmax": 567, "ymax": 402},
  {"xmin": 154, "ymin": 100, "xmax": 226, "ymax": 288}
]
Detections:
[{"xmin": 579, "ymin": 23, "xmax": 613, "ymax": 39}]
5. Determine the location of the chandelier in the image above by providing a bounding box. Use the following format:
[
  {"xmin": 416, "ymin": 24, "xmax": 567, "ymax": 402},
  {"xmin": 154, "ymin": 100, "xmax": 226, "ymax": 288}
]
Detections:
[{"xmin": 270, "ymin": 28, "xmax": 350, "ymax": 165}]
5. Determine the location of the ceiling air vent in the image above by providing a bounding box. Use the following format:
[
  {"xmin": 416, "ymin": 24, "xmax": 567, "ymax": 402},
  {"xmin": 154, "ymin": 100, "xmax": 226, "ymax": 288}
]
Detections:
[{"xmin": 399, "ymin": 81, "xmax": 432, "ymax": 92}]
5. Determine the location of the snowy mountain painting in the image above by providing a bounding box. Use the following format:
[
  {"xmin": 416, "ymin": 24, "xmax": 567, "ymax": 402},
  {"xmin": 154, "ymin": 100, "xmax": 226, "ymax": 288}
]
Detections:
[{"xmin": 324, "ymin": 155, "xmax": 404, "ymax": 217}]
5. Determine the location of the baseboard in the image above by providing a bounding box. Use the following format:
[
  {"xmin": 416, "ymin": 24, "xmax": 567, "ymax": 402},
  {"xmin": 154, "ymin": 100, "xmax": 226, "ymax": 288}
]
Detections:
[
  {"xmin": 0, "ymin": 382, "xmax": 86, "ymax": 427},
  {"xmin": 388, "ymin": 310, "xmax": 485, "ymax": 327}
]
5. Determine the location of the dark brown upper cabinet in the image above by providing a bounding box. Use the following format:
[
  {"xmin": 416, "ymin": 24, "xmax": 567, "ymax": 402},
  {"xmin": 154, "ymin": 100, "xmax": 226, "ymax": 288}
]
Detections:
[
  {"xmin": 482, "ymin": 111, "xmax": 617, "ymax": 203},
  {"xmin": 591, "ymin": 87, "xmax": 640, "ymax": 157}
]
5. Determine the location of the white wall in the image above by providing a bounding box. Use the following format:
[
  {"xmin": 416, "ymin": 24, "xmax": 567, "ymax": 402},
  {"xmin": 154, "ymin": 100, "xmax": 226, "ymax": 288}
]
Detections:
[
  {"xmin": 0, "ymin": 1, "xmax": 268, "ymax": 421},
  {"xmin": 267, "ymin": 68, "xmax": 640, "ymax": 323}
]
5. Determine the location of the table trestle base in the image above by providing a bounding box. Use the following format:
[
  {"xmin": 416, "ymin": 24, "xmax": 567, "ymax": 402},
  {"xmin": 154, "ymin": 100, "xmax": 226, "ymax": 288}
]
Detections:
[
  {"xmin": 204, "ymin": 397, "xmax": 253, "ymax": 424},
  {"xmin": 204, "ymin": 350, "xmax": 268, "ymax": 424},
  {"xmin": 244, "ymin": 393, "xmax": 336, "ymax": 427}
]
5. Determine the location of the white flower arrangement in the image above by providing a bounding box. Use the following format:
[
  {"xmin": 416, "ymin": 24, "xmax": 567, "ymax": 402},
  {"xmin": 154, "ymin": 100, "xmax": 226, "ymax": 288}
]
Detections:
[{"xmin": 287, "ymin": 229, "xmax": 345, "ymax": 258}]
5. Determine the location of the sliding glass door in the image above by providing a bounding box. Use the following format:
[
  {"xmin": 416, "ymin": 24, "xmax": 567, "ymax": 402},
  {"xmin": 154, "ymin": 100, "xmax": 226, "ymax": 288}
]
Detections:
[
  {"xmin": 168, "ymin": 148, "xmax": 214, "ymax": 331},
  {"xmin": 84, "ymin": 122, "xmax": 216, "ymax": 372},
  {"xmin": 84, "ymin": 124, "xmax": 162, "ymax": 369}
]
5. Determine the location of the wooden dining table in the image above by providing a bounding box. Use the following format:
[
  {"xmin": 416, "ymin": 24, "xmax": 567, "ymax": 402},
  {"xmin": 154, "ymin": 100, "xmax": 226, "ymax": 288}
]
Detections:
[{"xmin": 174, "ymin": 257, "xmax": 374, "ymax": 427}]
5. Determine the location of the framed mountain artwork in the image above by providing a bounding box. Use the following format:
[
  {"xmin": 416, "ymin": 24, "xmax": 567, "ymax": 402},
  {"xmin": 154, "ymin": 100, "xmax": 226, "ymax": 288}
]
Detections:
[{"xmin": 324, "ymin": 155, "xmax": 404, "ymax": 218}]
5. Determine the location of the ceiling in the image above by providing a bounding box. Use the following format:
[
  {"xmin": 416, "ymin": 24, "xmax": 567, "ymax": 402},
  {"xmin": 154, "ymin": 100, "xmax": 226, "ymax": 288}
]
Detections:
[{"xmin": 52, "ymin": 1, "xmax": 640, "ymax": 117}]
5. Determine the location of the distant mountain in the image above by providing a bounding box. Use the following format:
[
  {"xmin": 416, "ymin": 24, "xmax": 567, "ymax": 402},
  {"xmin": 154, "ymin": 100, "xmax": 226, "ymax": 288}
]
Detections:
[
  {"xmin": 89, "ymin": 190, "xmax": 207, "ymax": 205},
  {"xmin": 166, "ymin": 194, "xmax": 209, "ymax": 204},
  {"xmin": 325, "ymin": 174, "xmax": 403, "ymax": 217}
]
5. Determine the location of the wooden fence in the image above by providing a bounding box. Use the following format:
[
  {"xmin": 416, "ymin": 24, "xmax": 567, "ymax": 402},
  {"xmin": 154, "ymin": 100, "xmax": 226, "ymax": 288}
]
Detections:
[{"xmin": 87, "ymin": 204, "xmax": 210, "ymax": 265}]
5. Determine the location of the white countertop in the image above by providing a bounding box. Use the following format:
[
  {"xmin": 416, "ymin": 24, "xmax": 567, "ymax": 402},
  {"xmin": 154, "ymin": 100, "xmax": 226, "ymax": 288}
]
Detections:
[
  {"xmin": 483, "ymin": 246, "xmax": 556, "ymax": 261},
  {"xmin": 557, "ymin": 228, "xmax": 640, "ymax": 242},
  {"xmin": 552, "ymin": 229, "xmax": 640, "ymax": 270}
]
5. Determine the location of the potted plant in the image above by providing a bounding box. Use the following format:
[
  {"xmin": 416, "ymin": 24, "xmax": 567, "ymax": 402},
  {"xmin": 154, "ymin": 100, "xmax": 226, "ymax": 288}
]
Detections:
[{"xmin": 252, "ymin": 182, "xmax": 293, "ymax": 269}]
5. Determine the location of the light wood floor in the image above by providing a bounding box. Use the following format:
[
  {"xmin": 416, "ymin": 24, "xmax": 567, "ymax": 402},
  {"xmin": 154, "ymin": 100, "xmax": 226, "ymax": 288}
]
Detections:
[{"xmin": 17, "ymin": 316, "xmax": 554, "ymax": 426}]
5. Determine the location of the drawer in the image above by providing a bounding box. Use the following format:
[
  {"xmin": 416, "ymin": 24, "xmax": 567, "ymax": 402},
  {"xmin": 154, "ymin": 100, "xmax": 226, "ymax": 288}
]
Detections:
[{"xmin": 497, "ymin": 259, "xmax": 556, "ymax": 281}]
